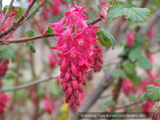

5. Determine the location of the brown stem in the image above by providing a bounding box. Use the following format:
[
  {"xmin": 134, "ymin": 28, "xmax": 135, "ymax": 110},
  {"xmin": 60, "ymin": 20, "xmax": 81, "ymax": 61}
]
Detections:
[
  {"xmin": 0, "ymin": 0, "xmax": 37, "ymax": 38},
  {"xmin": 0, "ymin": 34, "xmax": 54, "ymax": 44},
  {"xmin": 0, "ymin": 0, "xmax": 15, "ymax": 29},
  {"xmin": 11, "ymin": 45, "xmax": 21, "ymax": 112},
  {"xmin": 111, "ymin": 101, "xmax": 141, "ymax": 111},
  {"xmin": 0, "ymin": 0, "xmax": 2, "ymax": 12},
  {"xmin": 112, "ymin": 78, "xmax": 123, "ymax": 103},
  {"xmin": 112, "ymin": 0, "xmax": 116, "ymax": 6}
]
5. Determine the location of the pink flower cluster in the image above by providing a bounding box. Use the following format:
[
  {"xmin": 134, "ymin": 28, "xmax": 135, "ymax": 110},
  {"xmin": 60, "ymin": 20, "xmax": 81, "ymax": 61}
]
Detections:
[
  {"xmin": 51, "ymin": 0, "xmax": 62, "ymax": 16},
  {"xmin": 48, "ymin": 5, "xmax": 103, "ymax": 111},
  {"xmin": 141, "ymin": 101, "xmax": 156, "ymax": 116},
  {"xmin": 0, "ymin": 60, "xmax": 9, "ymax": 77},
  {"xmin": 41, "ymin": 0, "xmax": 62, "ymax": 20},
  {"xmin": 126, "ymin": 30, "xmax": 135, "ymax": 47},
  {"xmin": 122, "ymin": 78, "xmax": 132, "ymax": 96},
  {"xmin": 43, "ymin": 95, "xmax": 56, "ymax": 114},
  {"xmin": 0, "ymin": 92, "xmax": 11, "ymax": 115}
]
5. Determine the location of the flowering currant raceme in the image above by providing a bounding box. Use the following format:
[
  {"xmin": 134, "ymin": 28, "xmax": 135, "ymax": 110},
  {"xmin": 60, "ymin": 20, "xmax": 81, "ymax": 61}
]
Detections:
[
  {"xmin": 48, "ymin": 4, "xmax": 103, "ymax": 111},
  {"xmin": 0, "ymin": 60, "xmax": 9, "ymax": 77},
  {"xmin": 0, "ymin": 92, "xmax": 11, "ymax": 115}
]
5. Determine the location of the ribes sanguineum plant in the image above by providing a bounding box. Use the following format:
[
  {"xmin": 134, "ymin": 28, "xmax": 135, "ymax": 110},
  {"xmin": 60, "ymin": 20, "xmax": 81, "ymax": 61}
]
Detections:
[{"xmin": 48, "ymin": 3, "xmax": 103, "ymax": 111}]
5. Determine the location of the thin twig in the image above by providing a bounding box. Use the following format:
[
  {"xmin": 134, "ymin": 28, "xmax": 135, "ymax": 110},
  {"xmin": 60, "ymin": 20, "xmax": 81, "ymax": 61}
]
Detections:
[
  {"xmin": 111, "ymin": 101, "xmax": 141, "ymax": 111},
  {"xmin": 111, "ymin": 0, "xmax": 116, "ymax": 6},
  {"xmin": 0, "ymin": 74, "xmax": 59, "ymax": 92},
  {"xmin": 1, "ymin": 34, "xmax": 54, "ymax": 44},
  {"xmin": 0, "ymin": 0, "xmax": 15, "ymax": 29},
  {"xmin": 2, "ymin": 0, "xmax": 47, "ymax": 40},
  {"xmin": 0, "ymin": 0, "xmax": 37, "ymax": 38}
]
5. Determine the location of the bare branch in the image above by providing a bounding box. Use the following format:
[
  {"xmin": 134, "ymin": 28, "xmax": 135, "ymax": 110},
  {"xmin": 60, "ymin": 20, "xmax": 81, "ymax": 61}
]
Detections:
[
  {"xmin": 0, "ymin": 74, "xmax": 60, "ymax": 92},
  {"xmin": 0, "ymin": 34, "xmax": 54, "ymax": 44},
  {"xmin": 0, "ymin": 0, "xmax": 37, "ymax": 38},
  {"xmin": 0, "ymin": 0, "xmax": 15, "ymax": 29},
  {"xmin": 111, "ymin": 101, "xmax": 141, "ymax": 111},
  {"xmin": 112, "ymin": 0, "xmax": 116, "ymax": 7}
]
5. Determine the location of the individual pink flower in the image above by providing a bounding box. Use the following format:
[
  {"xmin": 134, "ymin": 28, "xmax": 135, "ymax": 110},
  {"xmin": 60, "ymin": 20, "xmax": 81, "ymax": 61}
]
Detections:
[
  {"xmin": 65, "ymin": 6, "xmax": 87, "ymax": 26},
  {"xmin": 99, "ymin": 2, "xmax": 111, "ymax": 22},
  {"xmin": 126, "ymin": 30, "xmax": 135, "ymax": 47},
  {"xmin": 122, "ymin": 78, "xmax": 132, "ymax": 96},
  {"xmin": 0, "ymin": 92, "xmax": 11, "ymax": 115},
  {"xmin": 43, "ymin": 95, "xmax": 56, "ymax": 114},
  {"xmin": 47, "ymin": 53, "xmax": 58, "ymax": 69}
]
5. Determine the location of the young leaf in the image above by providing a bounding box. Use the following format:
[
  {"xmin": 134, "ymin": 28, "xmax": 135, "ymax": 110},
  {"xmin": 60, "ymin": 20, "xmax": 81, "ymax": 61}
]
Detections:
[
  {"xmin": 107, "ymin": 4, "xmax": 124, "ymax": 23},
  {"xmin": 112, "ymin": 68, "xmax": 126, "ymax": 79},
  {"xmin": 137, "ymin": 56, "xmax": 152, "ymax": 70},
  {"xmin": 123, "ymin": 7, "xmax": 150, "ymax": 23},
  {"xmin": 62, "ymin": 0, "xmax": 74, "ymax": 3},
  {"xmin": 26, "ymin": 30, "xmax": 34, "ymax": 37},
  {"xmin": 146, "ymin": 85, "xmax": 160, "ymax": 103},
  {"xmin": 139, "ymin": 92, "xmax": 146, "ymax": 103},
  {"xmin": 47, "ymin": 26, "xmax": 54, "ymax": 35},
  {"xmin": 26, "ymin": 30, "xmax": 36, "ymax": 53},
  {"xmin": 96, "ymin": 28, "xmax": 116, "ymax": 48},
  {"xmin": 30, "ymin": 44, "xmax": 36, "ymax": 53}
]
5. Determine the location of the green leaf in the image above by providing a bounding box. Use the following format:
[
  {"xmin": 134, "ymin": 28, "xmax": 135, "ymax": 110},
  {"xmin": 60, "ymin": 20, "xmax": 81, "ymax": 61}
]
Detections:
[
  {"xmin": 137, "ymin": 56, "xmax": 152, "ymax": 70},
  {"xmin": 107, "ymin": 1, "xmax": 150, "ymax": 23},
  {"xmin": 0, "ymin": 46, "xmax": 14, "ymax": 60},
  {"xmin": 122, "ymin": 60, "xmax": 136, "ymax": 75},
  {"xmin": 107, "ymin": 4, "xmax": 124, "ymax": 23},
  {"xmin": 112, "ymin": 68, "xmax": 126, "ymax": 79},
  {"xmin": 123, "ymin": 7, "xmax": 150, "ymax": 23},
  {"xmin": 47, "ymin": 26, "xmax": 54, "ymax": 35},
  {"xmin": 62, "ymin": 0, "xmax": 74, "ymax": 3},
  {"xmin": 96, "ymin": 28, "xmax": 116, "ymax": 48},
  {"xmin": 128, "ymin": 46, "xmax": 142, "ymax": 59},
  {"xmin": 26, "ymin": 30, "xmax": 34, "ymax": 37},
  {"xmin": 154, "ymin": 79, "xmax": 160, "ymax": 83},
  {"xmin": 146, "ymin": 85, "xmax": 160, "ymax": 103},
  {"xmin": 139, "ymin": 92, "xmax": 146, "ymax": 103},
  {"xmin": 30, "ymin": 44, "xmax": 36, "ymax": 53}
]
